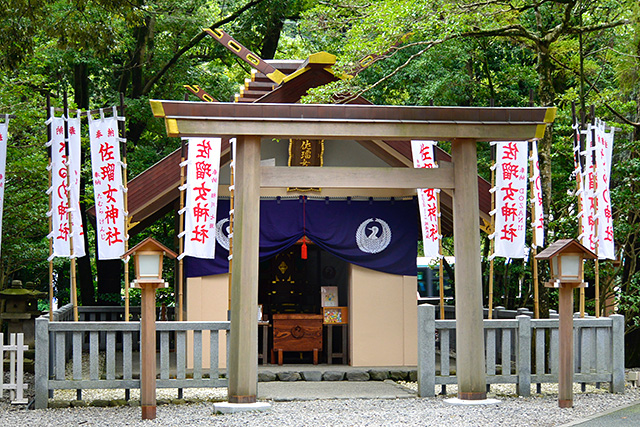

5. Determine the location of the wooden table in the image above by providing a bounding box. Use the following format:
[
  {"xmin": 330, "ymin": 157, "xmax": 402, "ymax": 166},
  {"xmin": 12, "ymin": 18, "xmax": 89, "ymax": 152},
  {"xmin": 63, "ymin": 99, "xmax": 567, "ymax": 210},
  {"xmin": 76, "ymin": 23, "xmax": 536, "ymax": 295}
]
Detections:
[
  {"xmin": 325, "ymin": 324, "xmax": 348, "ymax": 365},
  {"xmin": 258, "ymin": 321, "xmax": 269, "ymax": 365},
  {"xmin": 272, "ymin": 314, "xmax": 323, "ymax": 365}
]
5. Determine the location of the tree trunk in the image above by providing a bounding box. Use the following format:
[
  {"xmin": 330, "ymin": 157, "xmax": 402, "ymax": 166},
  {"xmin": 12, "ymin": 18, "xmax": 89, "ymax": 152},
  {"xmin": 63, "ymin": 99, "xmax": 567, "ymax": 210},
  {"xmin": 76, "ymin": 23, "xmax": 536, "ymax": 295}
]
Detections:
[
  {"xmin": 260, "ymin": 17, "xmax": 284, "ymax": 59},
  {"xmin": 536, "ymin": 41, "xmax": 555, "ymax": 318}
]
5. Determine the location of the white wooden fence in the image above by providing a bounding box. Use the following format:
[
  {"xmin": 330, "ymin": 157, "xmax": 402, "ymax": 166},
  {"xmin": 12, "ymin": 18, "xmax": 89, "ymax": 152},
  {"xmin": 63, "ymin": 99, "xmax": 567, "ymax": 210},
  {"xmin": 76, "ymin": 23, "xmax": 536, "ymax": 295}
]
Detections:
[
  {"xmin": 417, "ymin": 304, "xmax": 625, "ymax": 397},
  {"xmin": 1, "ymin": 333, "xmax": 29, "ymax": 404}
]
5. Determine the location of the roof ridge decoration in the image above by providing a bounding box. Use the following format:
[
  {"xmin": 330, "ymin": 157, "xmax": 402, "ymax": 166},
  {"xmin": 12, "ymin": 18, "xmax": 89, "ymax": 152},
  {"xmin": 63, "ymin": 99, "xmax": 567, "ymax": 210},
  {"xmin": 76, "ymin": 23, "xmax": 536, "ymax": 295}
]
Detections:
[{"xmin": 203, "ymin": 28, "xmax": 286, "ymax": 84}]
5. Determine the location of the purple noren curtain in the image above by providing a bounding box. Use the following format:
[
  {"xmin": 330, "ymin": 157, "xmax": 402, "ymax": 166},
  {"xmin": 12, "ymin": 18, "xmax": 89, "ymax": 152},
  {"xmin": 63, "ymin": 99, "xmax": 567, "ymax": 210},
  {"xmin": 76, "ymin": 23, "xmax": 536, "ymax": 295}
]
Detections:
[{"xmin": 185, "ymin": 197, "xmax": 418, "ymax": 277}]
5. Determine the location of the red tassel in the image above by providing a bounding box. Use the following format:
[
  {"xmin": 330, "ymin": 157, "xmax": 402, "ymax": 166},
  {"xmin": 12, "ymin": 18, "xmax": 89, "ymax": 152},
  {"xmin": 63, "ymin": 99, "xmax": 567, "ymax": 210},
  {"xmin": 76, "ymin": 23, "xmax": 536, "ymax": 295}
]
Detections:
[{"xmin": 301, "ymin": 237, "xmax": 308, "ymax": 260}]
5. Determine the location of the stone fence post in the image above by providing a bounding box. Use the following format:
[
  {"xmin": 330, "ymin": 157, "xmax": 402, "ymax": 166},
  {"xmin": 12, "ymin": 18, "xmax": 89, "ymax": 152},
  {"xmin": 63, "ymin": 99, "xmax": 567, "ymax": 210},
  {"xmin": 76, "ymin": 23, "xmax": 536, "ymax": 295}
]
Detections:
[
  {"xmin": 610, "ymin": 314, "xmax": 624, "ymax": 393},
  {"xmin": 418, "ymin": 304, "xmax": 435, "ymax": 397},
  {"xmin": 516, "ymin": 315, "xmax": 531, "ymax": 396},
  {"xmin": 34, "ymin": 316, "xmax": 49, "ymax": 409}
]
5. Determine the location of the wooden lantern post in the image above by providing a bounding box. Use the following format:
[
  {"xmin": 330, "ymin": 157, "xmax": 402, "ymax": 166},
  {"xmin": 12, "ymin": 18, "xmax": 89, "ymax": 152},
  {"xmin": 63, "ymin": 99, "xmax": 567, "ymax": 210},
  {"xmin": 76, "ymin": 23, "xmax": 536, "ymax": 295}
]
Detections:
[
  {"xmin": 535, "ymin": 239, "xmax": 596, "ymax": 408},
  {"xmin": 122, "ymin": 237, "xmax": 177, "ymax": 420}
]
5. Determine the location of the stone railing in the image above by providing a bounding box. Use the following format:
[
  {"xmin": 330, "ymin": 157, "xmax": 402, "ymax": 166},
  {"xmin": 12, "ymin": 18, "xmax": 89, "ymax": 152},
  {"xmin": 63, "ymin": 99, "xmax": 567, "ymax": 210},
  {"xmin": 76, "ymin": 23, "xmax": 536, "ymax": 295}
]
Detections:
[{"xmin": 417, "ymin": 304, "xmax": 625, "ymax": 397}]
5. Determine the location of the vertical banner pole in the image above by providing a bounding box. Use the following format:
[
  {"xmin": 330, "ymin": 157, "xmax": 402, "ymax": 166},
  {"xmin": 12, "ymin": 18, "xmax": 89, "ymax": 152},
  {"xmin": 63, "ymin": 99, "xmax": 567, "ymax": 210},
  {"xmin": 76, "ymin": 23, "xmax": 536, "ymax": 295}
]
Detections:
[
  {"xmin": 178, "ymin": 137, "xmax": 186, "ymax": 321},
  {"xmin": 437, "ymin": 191, "xmax": 445, "ymax": 320},
  {"xmin": 591, "ymin": 106, "xmax": 600, "ymax": 317},
  {"xmin": 530, "ymin": 146, "xmax": 540, "ymax": 319},
  {"xmin": 119, "ymin": 94, "xmax": 130, "ymax": 322},
  {"xmin": 228, "ymin": 138, "xmax": 235, "ymax": 310},
  {"xmin": 64, "ymin": 92, "xmax": 79, "ymax": 322},
  {"xmin": 177, "ymin": 93, "xmax": 189, "ymax": 322},
  {"xmin": 572, "ymin": 103, "xmax": 586, "ymax": 318},
  {"xmin": 46, "ymin": 94, "xmax": 54, "ymax": 319},
  {"xmin": 488, "ymin": 155, "xmax": 496, "ymax": 319}
]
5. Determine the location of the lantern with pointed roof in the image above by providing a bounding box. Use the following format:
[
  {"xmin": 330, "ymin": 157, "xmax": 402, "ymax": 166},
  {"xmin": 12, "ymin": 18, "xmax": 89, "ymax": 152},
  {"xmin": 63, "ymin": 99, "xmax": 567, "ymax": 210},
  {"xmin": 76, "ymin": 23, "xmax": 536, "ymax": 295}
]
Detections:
[
  {"xmin": 123, "ymin": 237, "xmax": 178, "ymax": 288},
  {"xmin": 535, "ymin": 239, "xmax": 596, "ymax": 288}
]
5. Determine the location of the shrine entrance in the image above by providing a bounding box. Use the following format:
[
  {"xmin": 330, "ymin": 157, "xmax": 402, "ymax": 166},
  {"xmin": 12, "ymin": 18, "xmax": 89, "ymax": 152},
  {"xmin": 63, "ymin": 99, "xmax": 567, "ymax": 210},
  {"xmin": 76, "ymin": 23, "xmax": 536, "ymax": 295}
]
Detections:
[
  {"xmin": 260, "ymin": 244, "xmax": 348, "ymax": 316},
  {"xmin": 259, "ymin": 243, "xmax": 349, "ymax": 364}
]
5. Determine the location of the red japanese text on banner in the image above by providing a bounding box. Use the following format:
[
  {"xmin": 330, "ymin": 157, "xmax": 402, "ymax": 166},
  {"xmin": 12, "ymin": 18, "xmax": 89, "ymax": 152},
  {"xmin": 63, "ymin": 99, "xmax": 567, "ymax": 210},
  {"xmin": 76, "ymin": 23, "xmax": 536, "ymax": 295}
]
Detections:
[
  {"xmin": 49, "ymin": 115, "xmax": 84, "ymax": 258},
  {"xmin": 578, "ymin": 129, "xmax": 597, "ymax": 252},
  {"xmin": 0, "ymin": 118, "xmax": 7, "ymax": 256},
  {"xmin": 529, "ymin": 141, "xmax": 544, "ymax": 247},
  {"xmin": 411, "ymin": 140, "xmax": 440, "ymax": 258},
  {"xmin": 181, "ymin": 138, "xmax": 221, "ymax": 259},
  {"xmin": 68, "ymin": 115, "xmax": 85, "ymax": 257},
  {"xmin": 594, "ymin": 120, "xmax": 615, "ymax": 259},
  {"xmin": 89, "ymin": 113, "xmax": 125, "ymax": 260},
  {"xmin": 492, "ymin": 141, "xmax": 528, "ymax": 259}
]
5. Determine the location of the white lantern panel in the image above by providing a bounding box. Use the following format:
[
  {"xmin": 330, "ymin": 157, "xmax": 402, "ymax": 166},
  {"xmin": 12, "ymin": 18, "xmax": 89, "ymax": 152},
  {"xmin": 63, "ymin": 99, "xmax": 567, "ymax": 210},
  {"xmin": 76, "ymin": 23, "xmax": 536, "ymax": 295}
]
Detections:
[
  {"xmin": 138, "ymin": 254, "xmax": 161, "ymax": 279},
  {"xmin": 560, "ymin": 254, "xmax": 580, "ymax": 279}
]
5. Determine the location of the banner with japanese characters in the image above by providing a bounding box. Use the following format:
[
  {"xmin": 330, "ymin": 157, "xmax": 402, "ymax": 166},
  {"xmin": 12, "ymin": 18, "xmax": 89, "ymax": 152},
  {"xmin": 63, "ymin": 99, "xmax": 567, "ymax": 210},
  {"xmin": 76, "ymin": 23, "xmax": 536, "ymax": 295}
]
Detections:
[
  {"xmin": 578, "ymin": 128, "xmax": 597, "ymax": 251},
  {"xmin": 68, "ymin": 115, "xmax": 85, "ymax": 257},
  {"xmin": 529, "ymin": 141, "xmax": 544, "ymax": 247},
  {"xmin": 594, "ymin": 120, "xmax": 615, "ymax": 259},
  {"xmin": 0, "ymin": 118, "xmax": 7, "ymax": 256},
  {"xmin": 89, "ymin": 111, "xmax": 125, "ymax": 260},
  {"xmin": 180, "ymin": 138, "xmax": 221, "ymax": 259},
  {"xmin": 411, "ymin": 140, "xmax": 440, "ymax": 257},
  {"xmin": 48, "ymin": 114, "xmax": 85, "ymax": 258},
  {"xmin": 492, "ymin": 141, "xmax": 528, "ymax": 259}
]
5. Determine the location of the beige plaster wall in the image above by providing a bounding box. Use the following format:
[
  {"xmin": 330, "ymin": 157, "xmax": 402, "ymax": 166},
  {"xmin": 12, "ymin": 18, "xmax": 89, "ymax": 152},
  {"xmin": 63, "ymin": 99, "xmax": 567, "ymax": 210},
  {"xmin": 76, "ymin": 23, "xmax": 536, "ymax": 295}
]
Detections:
[
  {"xmin": 349, "ymin": 264, "xmax": 417, "ymax": 366},
  {"xmin": 186, "ymin": 265, "xmax": 417, "ymax": 368},
  {"xmin": 186, "ymin": 274, "xmax": 229, "ymax": 369}
]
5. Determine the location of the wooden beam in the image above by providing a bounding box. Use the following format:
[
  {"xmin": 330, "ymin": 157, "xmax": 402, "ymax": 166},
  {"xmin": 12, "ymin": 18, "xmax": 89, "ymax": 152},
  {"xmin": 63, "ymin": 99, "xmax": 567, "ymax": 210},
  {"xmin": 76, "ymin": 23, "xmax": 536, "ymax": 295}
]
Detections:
[
  {"xmin": 260, "ymin": 165, "xmax": 454, "ymax": 189},
  {"xmin": 161, "ymin": 118, "xmax": 545, "ymax": 142},
  {"xmin": 150, "ymin": 100, "xmax": 555, "ymax": 141}
]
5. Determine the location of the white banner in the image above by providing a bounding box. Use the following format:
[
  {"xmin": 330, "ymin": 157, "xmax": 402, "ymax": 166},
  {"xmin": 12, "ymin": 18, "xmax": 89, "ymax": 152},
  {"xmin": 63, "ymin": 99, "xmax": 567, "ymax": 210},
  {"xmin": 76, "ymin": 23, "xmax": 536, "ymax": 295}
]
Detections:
[
  {"xmin": 529, "ymin": 141, "xmax": 544, "ymax": 247},
  {"xmin": 89, "ymin": 111, "xmax": 125, "ymax": 260},
  {"xmin": 0, "ymin": 118, "xmax": 7, "ymax": 256},
  {"xmin": 181, "ymin": 137, "xmax": 221, "ymax": 259},
  {"xmin": 68, "ymin": 114, "xmax": 85, "ymax": 257},
  {"xmin": 594, "ymin": 120, "xmax": 615, "ymax": 259},
  {"xmin": 579, "ymin": 129, "xmax": 597, "ymax": 252},
  {"xmin": 48, "ymin": 114, "xmax": 85, "ymax": 258},
  {"xmin": 411, "ymin": 140, "xmax": 440, "ymax": 258},
  {"xmin": 492, "ymin": 141, "xmax": 528, "ymax": 259}
]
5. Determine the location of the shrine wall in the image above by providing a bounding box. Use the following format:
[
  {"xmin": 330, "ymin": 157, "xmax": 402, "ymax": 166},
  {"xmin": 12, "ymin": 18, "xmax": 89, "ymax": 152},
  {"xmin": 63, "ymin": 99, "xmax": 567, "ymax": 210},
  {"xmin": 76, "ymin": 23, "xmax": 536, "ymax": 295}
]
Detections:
[
  {"xmin": 186, "ymin": 274, "xmax": 229, "ymax": 370},
  {"xmin": 349, "ymin": 264, "xmax": 417, "ymax": 366}
]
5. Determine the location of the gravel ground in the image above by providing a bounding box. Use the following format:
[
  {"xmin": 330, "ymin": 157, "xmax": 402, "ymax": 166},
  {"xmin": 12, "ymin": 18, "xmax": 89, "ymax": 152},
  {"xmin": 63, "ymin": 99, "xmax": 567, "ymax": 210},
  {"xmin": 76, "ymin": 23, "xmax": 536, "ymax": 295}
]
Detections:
[{"xmin": 2, "ymin": 372, "xmax": 640, "ymax": 426}]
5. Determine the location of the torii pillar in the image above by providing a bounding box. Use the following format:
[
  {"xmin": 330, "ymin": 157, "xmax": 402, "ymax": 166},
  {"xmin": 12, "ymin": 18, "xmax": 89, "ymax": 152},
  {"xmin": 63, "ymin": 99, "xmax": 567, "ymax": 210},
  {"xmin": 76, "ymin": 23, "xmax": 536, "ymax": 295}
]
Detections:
[
  {"xmin": 451, "ymin": 138, "xmax": 486, "ymax": 400},
  {"xmin": 227, "ymin": 135, "xmax": 261, "ymax": 403}
]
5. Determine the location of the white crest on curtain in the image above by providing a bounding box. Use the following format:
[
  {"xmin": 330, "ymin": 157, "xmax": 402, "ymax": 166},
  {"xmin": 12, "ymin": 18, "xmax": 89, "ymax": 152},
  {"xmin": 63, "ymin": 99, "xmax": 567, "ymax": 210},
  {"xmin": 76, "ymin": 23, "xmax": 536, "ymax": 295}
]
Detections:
[
  {"xmin": 0, "ymin": 117, "xmax": 8, "ymax": 256},
  {"xmin": 529, "ymin": 141, "xmax": 544, "ymax": 247},
  {"xmin": 180, "ymin": 137, "xmax": 221, "ymax": 259},
  {"xmin": 411, "ymin": 140, "xmax": 440, "ymax": 258},
  {"xmin": 491, "ymin": 141, "xmax": 528, "ymax": 259},
  {"xmin": 89, "ymin": 109, "xmax": 126, "ymax": 260}
]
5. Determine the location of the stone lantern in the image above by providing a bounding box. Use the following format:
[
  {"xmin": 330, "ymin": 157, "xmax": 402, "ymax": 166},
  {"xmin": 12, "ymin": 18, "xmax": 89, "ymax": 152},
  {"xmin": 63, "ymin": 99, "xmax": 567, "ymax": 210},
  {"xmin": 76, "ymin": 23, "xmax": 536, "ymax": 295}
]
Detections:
[{"xmin": 0, "ymin": 280, "xmax": 47, "ymax": 349}]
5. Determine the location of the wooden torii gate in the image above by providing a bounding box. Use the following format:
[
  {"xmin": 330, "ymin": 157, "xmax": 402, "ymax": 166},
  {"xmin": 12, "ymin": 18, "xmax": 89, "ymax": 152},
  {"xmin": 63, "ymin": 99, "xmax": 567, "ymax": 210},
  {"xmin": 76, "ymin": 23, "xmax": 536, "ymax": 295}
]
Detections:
[{"xmin": 150, "ymin": 100, "xmax": 555, "ymax": 403}]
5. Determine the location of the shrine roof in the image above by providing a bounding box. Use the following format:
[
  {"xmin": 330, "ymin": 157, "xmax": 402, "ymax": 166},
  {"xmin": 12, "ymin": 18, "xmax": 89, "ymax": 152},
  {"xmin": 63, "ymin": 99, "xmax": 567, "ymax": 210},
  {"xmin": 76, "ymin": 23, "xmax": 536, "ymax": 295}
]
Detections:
[{"xmin": 121, "ymin": 55, "xmax": 555, "ymax": 238}]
